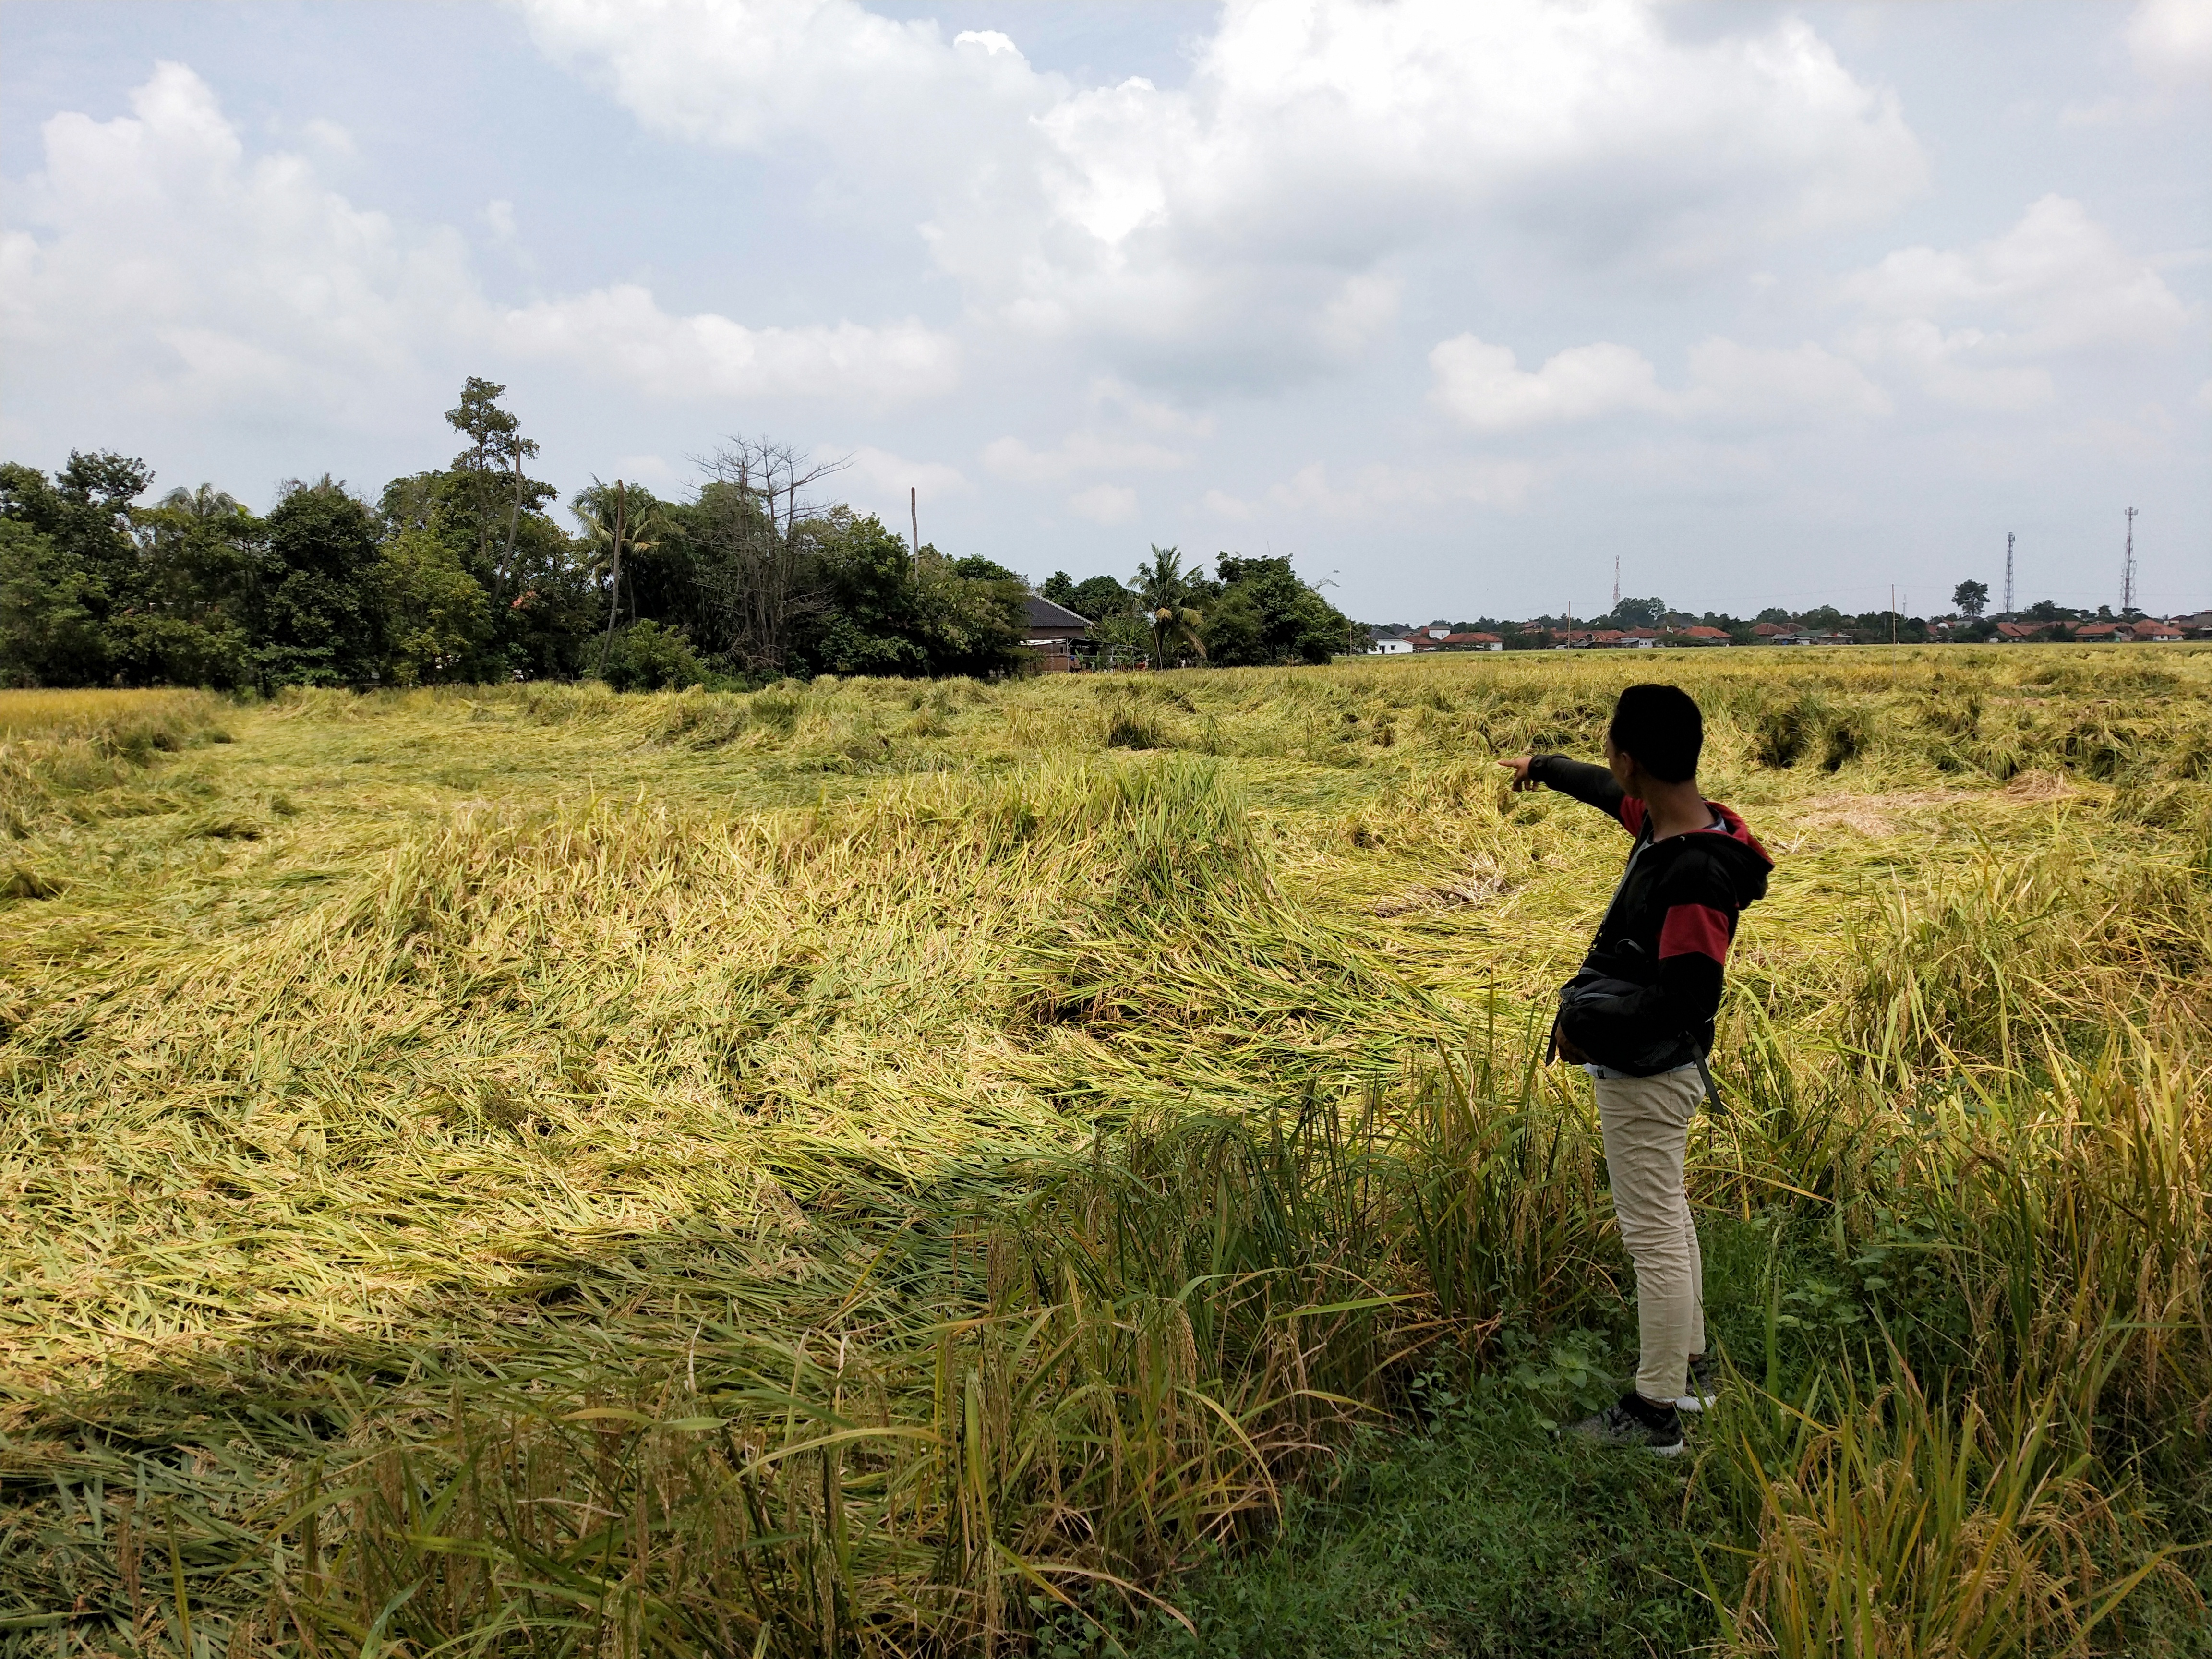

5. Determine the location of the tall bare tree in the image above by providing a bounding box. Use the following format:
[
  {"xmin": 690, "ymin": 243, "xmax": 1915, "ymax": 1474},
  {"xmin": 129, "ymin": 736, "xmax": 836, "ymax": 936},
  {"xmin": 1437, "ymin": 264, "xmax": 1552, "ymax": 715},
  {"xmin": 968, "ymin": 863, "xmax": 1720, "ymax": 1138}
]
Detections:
[{"xmin": 693, "ymin": 437, "xmax": 849, "ymax": 676}]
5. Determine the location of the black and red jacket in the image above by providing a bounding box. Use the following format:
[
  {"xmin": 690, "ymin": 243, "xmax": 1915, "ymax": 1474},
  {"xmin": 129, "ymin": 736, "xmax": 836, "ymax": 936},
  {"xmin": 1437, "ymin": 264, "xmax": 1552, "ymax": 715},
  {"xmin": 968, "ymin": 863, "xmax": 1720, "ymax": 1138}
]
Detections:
[{"xmin": 1531, "ymin": 755, "xmax": 1772, "ymax": 1075}]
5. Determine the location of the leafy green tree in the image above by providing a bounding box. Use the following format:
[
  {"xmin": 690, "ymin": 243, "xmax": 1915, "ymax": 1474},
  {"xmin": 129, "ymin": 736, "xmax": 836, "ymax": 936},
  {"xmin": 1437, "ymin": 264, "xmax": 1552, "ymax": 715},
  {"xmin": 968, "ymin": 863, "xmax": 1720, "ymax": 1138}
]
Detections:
[
  {"xmin": 1952, "ymin": 579, "xmax": 1990, "ymax": 619},
  {"xmin": 1134, "ymin": 545, "xmax": 1206, "ymax": 667},
  {"xmin": 573, "ymin": 479, "xmax": 665, "ymax": 676},
  {"xmin": 1204, "ymin": 554, "xmax": 1350, "ymax": 666},
  {"xmin": 915, "ymin": 551, "xmax": 1027, "ymax": 678},
  {"xmin": 253, "ymin": 477, "xmax": 384, "ymax": 688},
  {"xmin": 445, "ymin": 377, "xmax": 553, "ymax": 603},
  {"xmin": 382, "ymin": 382, "xmax": 582, "ymax": 681},
  {"xmin": 112, "ymin": 489, "xmax": 260, "ymax": 686},
  {"xmin": 1598, "ymin": 595, "xmax": 1667, "ymax": 630},
  {"xmin": 377, "ymin": 527, "xmax": 492, "ymax": 685},
  {"xmin": 0, "ymin": 519, "xmax": 105, "ymax": 686},
  {"xmin": 1076, "ymin": 575, "xmax": 1135, "ymax": 622},
  {"xmin": 804, "ymin": 515, "xmax": 1026, "ymax": 679},
  {"xmin": 808, "ymin": 512, "xmax": 927, "ymax": 677},
  {"xmin": 0, "ymin": 451, "xmax": 154, "ymax": 684}
]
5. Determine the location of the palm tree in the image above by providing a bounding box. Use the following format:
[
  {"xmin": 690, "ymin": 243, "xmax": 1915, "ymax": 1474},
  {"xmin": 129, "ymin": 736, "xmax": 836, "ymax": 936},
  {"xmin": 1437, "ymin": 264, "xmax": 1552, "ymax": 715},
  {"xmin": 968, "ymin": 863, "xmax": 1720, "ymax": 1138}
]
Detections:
[
  {"xmin": 573, "ymin": 479, "xmax": 663, "ymax": 675},
  {"xmin": 1134, "ymin": 544, "xmax": 1205, "ymax": 668},
  {"xmin": 158, "ymin": 483, "xmax": 243, "ymax": 520}
]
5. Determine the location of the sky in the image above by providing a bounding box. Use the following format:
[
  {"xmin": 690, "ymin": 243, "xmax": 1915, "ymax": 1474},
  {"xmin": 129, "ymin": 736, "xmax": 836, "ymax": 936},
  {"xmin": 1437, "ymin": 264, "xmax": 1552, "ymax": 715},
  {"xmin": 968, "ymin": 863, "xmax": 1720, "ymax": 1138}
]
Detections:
[{"xmin": 2, "ymin": 0, "xmax": 2207, "ymax": 623}]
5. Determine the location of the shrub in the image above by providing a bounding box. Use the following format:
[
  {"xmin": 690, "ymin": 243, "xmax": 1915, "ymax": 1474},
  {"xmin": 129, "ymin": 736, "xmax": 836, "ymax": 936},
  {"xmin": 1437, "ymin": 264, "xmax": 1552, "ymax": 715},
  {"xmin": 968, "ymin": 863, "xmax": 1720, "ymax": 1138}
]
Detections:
[{"xmin": 596, "ymin": 619, "xmax": 706, "ymax": 691}]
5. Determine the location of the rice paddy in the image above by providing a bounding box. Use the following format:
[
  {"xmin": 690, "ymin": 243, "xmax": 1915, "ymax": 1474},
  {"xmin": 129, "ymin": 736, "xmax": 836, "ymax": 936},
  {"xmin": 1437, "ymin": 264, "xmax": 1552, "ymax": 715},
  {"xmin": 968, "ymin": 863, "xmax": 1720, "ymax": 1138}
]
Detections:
[{"xmin": 2, "ymin": 649, "xmax": 2208, "ymax": 1656}]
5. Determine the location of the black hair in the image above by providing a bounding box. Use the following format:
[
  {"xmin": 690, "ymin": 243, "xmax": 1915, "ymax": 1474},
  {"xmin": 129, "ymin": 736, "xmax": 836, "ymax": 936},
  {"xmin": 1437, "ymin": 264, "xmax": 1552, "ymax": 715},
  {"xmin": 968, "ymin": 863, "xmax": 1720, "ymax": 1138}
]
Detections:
[{"xmin": 1608, "ymin": 683, "xmax": 1702, "ymax": 783}]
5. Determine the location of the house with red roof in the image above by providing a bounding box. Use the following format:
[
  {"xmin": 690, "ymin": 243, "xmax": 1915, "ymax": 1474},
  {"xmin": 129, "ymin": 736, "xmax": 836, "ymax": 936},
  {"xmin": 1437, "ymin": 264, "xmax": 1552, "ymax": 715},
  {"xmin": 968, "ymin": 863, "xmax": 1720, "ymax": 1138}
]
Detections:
[
  {"xmin": 2131, "ymin": 620, "xmax": 2182, "ymax": 641},
  {"xmin": 1673, "ymin": 625, "xmax": 1731, "ymax": 645},
  {"xmin": 2072, "ymin": 622, "xmax": 2121, "ymax": 640}
]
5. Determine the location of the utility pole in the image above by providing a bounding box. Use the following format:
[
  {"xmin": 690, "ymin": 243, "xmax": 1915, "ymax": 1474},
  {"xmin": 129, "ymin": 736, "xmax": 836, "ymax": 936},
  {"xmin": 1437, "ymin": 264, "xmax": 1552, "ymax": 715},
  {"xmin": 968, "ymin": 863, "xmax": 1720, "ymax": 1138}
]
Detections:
[
  {"xmin": 1891, "ymin": 584, "xmax": 1898, "ymax": 647},
  {"xmin": 2121, "ymin": 506, "xmax": 2137, "ymax": 614},
  {"xmin": 910, "ymin": 486, "xmax": 920, "ymax": 567},
  {"xmin": 2004, "ymin": 532, "xmax": 2014, "ymax": 616},
  {"xmin": 1611, "ymin": 555, "xmax": 1620, "ymax": 613}
]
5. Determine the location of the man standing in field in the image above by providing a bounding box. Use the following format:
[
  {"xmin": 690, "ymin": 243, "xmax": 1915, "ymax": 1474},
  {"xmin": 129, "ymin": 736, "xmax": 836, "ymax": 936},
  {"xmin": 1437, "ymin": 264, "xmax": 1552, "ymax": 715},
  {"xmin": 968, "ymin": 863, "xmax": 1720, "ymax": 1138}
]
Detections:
[{"xmin": 1500, "ymin": 684, "xmax": 1771, "ymax": 1456}]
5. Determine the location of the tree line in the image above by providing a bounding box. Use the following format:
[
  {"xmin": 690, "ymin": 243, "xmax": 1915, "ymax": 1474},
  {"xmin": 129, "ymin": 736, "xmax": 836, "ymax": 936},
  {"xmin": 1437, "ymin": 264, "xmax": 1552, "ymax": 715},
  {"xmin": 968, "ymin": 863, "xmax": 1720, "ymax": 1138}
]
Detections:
[{"xmin": 1, "ymin": 377, "xmax": 1351, "ymax": 693}]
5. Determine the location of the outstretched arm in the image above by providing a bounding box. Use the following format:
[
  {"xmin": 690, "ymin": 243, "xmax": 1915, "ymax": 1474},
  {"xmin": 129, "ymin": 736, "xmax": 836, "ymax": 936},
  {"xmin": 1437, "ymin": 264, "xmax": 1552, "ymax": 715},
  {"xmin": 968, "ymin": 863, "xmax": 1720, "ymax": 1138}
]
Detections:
[{"xmin": 1499, "ymin": 753, "xmax": 1631, "ymax": 827}]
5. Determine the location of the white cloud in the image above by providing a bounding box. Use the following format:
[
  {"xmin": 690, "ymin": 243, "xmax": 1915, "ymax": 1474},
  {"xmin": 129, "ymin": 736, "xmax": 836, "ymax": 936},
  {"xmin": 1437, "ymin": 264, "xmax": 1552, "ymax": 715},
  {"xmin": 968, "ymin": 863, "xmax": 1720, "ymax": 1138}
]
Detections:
[
  {"xmin": 1679, "ymin": 338, "xmax": 1891, "ymax": 420},
  {"xmin": 1088, "ymin": 377, "xmax": 1215, "ymax": 438},
  {"xmin": 519, "ymin": 0, "xmax": 1928, "ymax": 385},
  {"xmin": 611, "ymin": 452, "xmax": 682, "ymax": 491},
  {"xmin": 0, "ymin": 61, "xmax": 959, "ymax": 439},
  {"xmin": 1839, "ymin": 195, "xmax": 2190, "ymax": 407},
  {"xmin": 840, "ymin": 445, "xmax": 974, "ymax": 528},
  {"xmin": 953, "ymin": 30, "xmax": 1022, "ymax": 60},
  {"xmin": 981, "ymin": 430, "xmax": 1189, "ymax": 483},
  {"xmin": 2128, "ymin": 0, "xmax": 2212, "ymax": 85},
  {"xmin": 1068, "ymin": 482, "xmax": 1139, "ymax": 523},
  {"xmin": 301, "ymin": 117, "xmax": 355, "ymax": 156},
  {"xmin": 1202, "ymin": 488, "xmax": 1257, "ymax": 521},
  {"xmin": 498, "ymin": 286, "xmax": 958, "ymax": 407},
  {"xmin": 1429, "ymin": 335, "xmax": 1670, "ymax": 431},
  {"xmin": 1271, "ymin": 458, "xmax": 1539, "ymax": 517},
  {"xmin": 1841, "ymin": 195, "xmax": 2190, "ymax": 353},
  {"xmin": 1431, "ymin": 331, "xmax": 1890, "ymax": 430},
  {"xmin": 1421, "ymin": 201, "xmax": 2202, "ymax": 430},
  {"xmin": 1, "ymin": 62, "xmax": 476, "ymax": 418}
]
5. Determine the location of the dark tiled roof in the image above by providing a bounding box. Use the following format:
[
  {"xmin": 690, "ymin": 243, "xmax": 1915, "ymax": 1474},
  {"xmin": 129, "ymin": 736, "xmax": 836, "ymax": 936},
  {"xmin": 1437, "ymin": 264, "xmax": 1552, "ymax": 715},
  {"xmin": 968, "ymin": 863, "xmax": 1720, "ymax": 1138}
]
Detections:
[{"xmin": 1025, "ymin": 595, "xmax": 1091, "ymax": 628}]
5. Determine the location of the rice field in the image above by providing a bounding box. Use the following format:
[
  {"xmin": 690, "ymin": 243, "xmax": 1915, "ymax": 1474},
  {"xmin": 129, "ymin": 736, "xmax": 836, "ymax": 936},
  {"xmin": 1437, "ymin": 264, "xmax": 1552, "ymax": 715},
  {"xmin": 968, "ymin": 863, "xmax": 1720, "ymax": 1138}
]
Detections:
[{"xmin": 1, "ymin": 649, "xmax": 2208, "ymax": 1656}]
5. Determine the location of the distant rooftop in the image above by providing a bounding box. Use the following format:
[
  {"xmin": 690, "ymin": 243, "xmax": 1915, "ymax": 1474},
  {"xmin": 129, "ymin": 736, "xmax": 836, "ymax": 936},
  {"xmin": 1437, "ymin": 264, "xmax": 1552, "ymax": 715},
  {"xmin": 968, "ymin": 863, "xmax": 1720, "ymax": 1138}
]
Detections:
[{"xmin": 1024, "ymin": 594, "xmax": 1091, "ymax": 628}]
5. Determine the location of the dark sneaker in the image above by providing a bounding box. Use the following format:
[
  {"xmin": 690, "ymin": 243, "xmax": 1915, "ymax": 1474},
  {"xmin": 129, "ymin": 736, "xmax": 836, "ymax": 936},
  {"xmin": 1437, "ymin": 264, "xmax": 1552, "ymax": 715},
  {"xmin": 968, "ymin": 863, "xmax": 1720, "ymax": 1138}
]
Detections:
[
  {"xmin": 1675, "ymin": 1352, "xmax": 1721, "ymax": 1415},
  {"xmin": 1564, "ymin": 1390, "xmax": 1685, "ymax": 1456}
]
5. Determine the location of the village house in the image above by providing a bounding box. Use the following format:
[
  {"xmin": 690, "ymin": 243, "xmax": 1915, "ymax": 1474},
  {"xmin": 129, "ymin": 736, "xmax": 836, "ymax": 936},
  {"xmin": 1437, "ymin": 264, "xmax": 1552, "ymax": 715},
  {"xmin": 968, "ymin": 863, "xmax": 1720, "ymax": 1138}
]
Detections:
[
  {"xmin": 1672, "ymin": 625, "xmax": 1731, "ymax": 646},
  {"xmin": 1441, "ymin": 630, "xmax": 1503, "ymax": 651},
  {"xmin": 2072, "ymin": 622, "xmax": 2121, "ymax": 641},
  {"xmin": 2132, "ymin": 619, "xmax": 2183, "ymax": 641},
  {"xmin": 1023, "ymin": 594, "xmax": 1091, "ymax": 671}
]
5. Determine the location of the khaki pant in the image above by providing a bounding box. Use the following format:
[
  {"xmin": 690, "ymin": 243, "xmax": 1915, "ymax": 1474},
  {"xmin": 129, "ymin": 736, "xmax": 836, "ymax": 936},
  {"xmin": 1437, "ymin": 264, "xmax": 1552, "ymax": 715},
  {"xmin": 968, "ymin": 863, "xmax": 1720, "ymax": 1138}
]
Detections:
[{"xmin": 1591, "ymin": 1065, "xmax": 1706, "ymax": 1404}]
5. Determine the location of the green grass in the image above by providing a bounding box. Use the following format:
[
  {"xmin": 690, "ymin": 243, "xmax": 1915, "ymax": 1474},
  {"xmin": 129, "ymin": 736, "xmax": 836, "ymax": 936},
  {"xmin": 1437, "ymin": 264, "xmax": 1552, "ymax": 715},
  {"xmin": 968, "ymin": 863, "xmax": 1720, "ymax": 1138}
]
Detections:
[{"xmin": 1, "ymin": 650, "xmax": 2208, "ymax": 1656}]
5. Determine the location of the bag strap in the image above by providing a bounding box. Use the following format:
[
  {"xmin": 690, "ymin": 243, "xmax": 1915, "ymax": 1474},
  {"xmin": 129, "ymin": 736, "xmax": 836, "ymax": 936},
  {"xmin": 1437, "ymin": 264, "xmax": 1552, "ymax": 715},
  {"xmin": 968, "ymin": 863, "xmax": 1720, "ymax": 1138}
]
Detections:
[{"xmin": 1693, "ymin": 1047, "xmax": 1726, "ymax": 1116}]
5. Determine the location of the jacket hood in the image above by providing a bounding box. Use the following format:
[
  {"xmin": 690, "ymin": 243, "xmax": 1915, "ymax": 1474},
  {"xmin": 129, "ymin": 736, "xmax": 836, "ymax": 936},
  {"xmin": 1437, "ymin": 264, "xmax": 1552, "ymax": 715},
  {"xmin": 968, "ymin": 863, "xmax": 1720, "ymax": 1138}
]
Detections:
[
  {"xmin": 1694, "ymin": 800, "xmax": 1772, "ymax": 906},
  {"xmin": 1622, "ymin": 796, "xmax": 1773, "ymax": 906}
]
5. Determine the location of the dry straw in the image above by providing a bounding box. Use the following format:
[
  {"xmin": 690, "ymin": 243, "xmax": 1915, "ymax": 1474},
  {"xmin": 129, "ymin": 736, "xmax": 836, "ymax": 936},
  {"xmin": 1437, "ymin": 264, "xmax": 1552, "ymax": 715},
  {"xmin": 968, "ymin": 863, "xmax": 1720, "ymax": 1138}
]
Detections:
[{"xmin": 1, "ymin": 648, "xmax": 2207, "ymax": 1653}]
